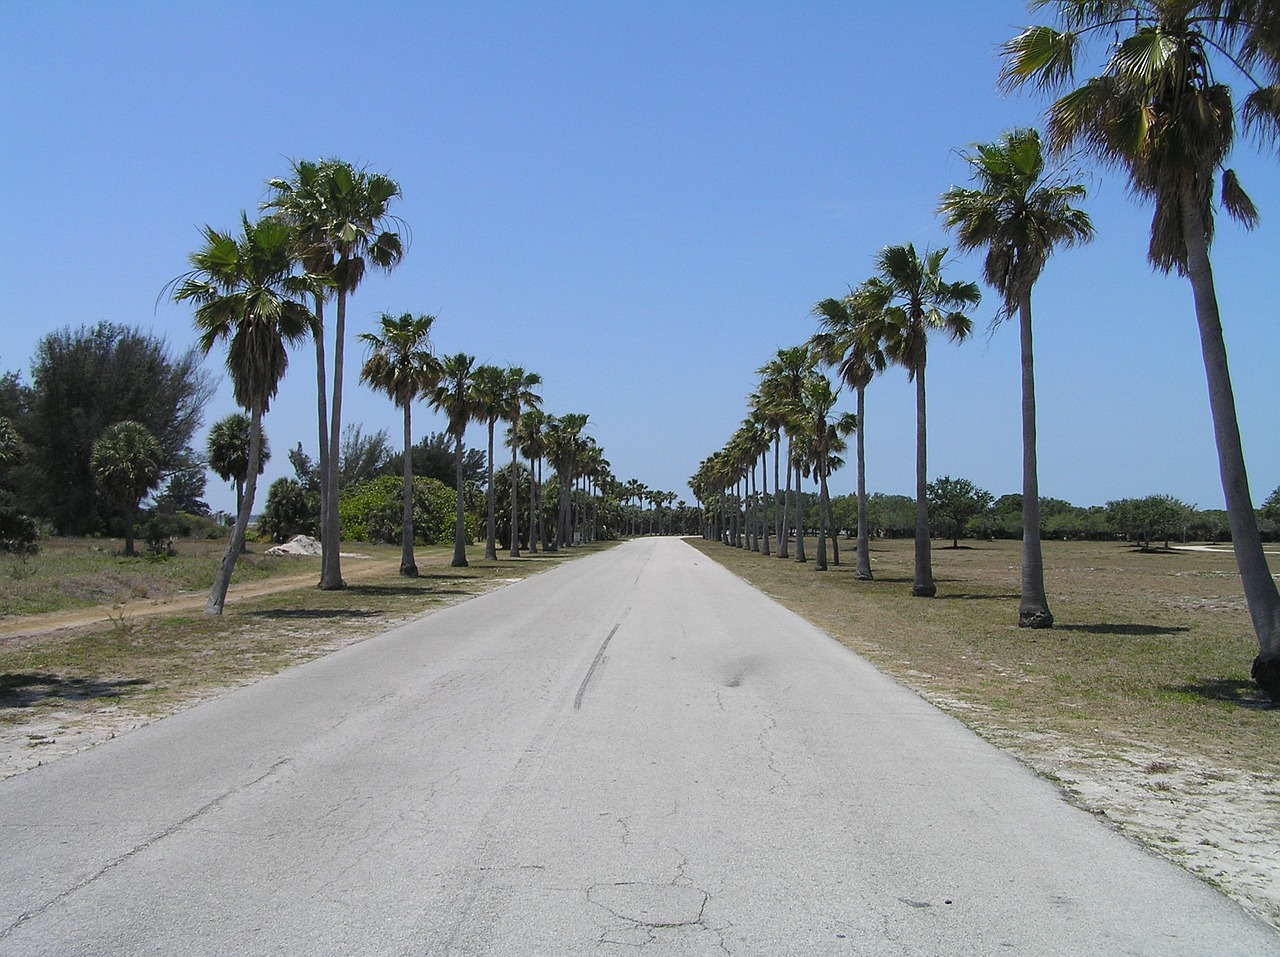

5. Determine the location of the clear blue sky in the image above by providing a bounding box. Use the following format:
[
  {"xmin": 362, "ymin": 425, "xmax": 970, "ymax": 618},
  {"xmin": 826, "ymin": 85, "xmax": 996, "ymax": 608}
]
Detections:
[{"xmin": 3, "ymin": 2, "xmax": 1277, "ymax": 516}]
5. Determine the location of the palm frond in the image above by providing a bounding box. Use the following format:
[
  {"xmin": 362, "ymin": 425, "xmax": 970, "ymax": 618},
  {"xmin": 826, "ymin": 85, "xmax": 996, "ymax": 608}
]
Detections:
[
  {"xmin": 1000, "ymin": 25, "xmax": 1080, "ymax": 92},
  {"xmin": 1241, "ymin": 84, "xmax": 1280, "ymax": 148},
  {"xmin": 1220, "ymin": 167, "xmax": 1260, "ymax": 226}
]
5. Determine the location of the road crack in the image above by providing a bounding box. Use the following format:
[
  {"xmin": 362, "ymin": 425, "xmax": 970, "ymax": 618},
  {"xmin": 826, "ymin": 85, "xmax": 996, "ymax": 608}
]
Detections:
[{"xmin": 0, "ymin": 758, "xmax": 291, "ymax": 941}]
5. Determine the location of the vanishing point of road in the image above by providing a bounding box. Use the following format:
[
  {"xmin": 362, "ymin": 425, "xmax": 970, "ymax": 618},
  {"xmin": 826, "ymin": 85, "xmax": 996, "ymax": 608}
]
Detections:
[{"xmin": 1, "ymin": 538, "xmax": 1276, "ymax": 956}]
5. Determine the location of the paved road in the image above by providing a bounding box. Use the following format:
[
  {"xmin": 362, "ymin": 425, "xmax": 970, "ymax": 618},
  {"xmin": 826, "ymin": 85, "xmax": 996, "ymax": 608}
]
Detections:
[{"xmin": 1, "ymin": 538, "xmax": 1276, "ymax": 956}]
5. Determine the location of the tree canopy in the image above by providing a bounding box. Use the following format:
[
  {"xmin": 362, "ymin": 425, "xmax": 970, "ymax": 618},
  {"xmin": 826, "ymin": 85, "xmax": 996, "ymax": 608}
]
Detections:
[{"xmin": 14, "ymin": 323, "xmax": 214, "ymax": 534}]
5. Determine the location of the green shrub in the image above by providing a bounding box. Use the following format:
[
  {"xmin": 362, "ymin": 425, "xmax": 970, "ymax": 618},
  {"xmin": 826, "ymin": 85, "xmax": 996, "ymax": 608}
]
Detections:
[
  {"xmin": 259, "ymin": 477, "xmax": 319, "ymax": 543},
  {"xmin": 0, "ymin": 506, "xmax": 38, "ymax": 555},
  {"xmin": 339, "ymin": 475, "xmax": 458, "ymax": 545}
]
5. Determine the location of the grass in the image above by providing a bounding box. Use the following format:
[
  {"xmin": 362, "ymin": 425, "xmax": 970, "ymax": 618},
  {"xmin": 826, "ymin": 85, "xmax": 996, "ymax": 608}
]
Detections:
[
  {"xmin": 689, "ymin": 536, "xmax": 1278, "ymax": 775},
  {"xmin": 0, "ymin": 540, "xmax": 608, "ymax": 728},
  {"xmin": 0, "ymin": 537, "xmax": 289, "ymax": 617}
]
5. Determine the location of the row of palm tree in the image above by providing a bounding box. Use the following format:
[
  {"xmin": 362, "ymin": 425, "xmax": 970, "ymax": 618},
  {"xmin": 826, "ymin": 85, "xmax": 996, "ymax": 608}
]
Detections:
[
  {"xmin": 695, "ymin": 2, "xmax": 1280, "ymax": 700},
  {"xmin": 695, "ymin": 240, "xmax": 982, "ymax": 597},
  {"xmin": 169, "ymin": 183, "xmax": 684, "ymax": 612}
]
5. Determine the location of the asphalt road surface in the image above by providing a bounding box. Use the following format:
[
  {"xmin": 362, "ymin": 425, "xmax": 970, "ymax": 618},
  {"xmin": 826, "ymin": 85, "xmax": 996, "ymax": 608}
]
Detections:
[{"xmin": 1, "ymin": 537, "xmax": 1277, "ymax": 956}]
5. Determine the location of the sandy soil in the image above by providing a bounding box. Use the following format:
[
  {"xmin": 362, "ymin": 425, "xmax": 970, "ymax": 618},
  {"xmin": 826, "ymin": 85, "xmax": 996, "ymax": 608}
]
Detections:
[{"xmin": 923, "ymin": 689, "xmax": 1280, "ymax": 930}]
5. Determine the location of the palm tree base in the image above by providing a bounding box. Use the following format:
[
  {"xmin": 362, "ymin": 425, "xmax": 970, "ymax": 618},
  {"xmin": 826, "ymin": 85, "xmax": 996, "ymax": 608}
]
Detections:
[
  {"xmin": 400, "ymin": 563, "xmax": 419, "ymax": 578},
  {"xmin": 855, "ymin": 572, "xmax": 874, "ymax": 581},
  {"xmin": 1251, "ymin": 655, "xmax": 1280, "ymax": 706},
  {"xmin": 912, "ymin": 584, "xmax": 937, "ymax": 598},
  {"xmin": 1018, "ymin": 609, "xmax": 1054, "ymax": 629},
  {"xmin": 317, "ymin": 580, "xmax": 347, "ymax": 591},
  {"xmin": 452, "ymin": 558, "xmax": 469, "ymax": 568}
]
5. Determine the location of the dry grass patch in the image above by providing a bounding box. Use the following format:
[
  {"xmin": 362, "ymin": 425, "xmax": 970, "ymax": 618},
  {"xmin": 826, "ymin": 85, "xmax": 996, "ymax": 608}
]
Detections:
[{"xmin": 1, "ymin": 537, "xmax": 289, "ymax": 617}]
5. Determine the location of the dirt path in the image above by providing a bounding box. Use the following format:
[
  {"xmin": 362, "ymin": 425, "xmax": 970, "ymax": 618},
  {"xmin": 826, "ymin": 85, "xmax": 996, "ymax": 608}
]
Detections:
[{"xmin": 0, "ymin": 556, "xmax": 395, "ymax": 641}]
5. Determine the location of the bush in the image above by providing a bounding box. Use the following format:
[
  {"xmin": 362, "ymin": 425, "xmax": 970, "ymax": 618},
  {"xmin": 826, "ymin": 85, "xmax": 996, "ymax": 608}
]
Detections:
[
  {"xmin": 338, "ymin": 475, "xmax": 458, "ymax": 545},
  {"xmin": 0, "ymin": 506, "xmax": 39, "ymax": 555},
  {"xmin": 144, "ymin": 515, "xmax": 176, "ymax": 558},
  {"xmin": 259, "ymin": 477, "xmax": 319, "ymax": 544}
]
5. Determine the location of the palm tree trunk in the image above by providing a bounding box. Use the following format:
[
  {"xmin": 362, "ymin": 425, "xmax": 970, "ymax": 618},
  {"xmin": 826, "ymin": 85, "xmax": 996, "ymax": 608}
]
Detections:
[
  {"xmin": 451, "ymin": 430, "xmax": 468, "ymax": 567},
  {"xmin": 484, "ymin": 418, "xmax": 497, "ymax": 561},
  {"xmin": 510, "ymin": 437, "xmax": 521, "ymax": 557},
  {"xmin": 760, "ymin": 450, "xmax": 771, "ymax": 556},
  {"xmin": 556, "ymin": 469, "xmax": 570, "ymax": 549},
  {"xmin": 1181, "ymin": 193, "xmax": 1280, "ymax": 700},
  {"xmin": 773, "ymin": 435, "xmax": 783, "ymax": 554},
  {"xmin": 526, "ymin": 454, "xmax": 537, "ymax": 554},
  {"xmin": 206, "ymin": 404, "xmax": 264, "ymax": 615},
  {"xmin": 913, "ymin": 363, "xmax": 936, "ymax": 597},
  {"xmin": 1017, "ymin": 291, "xmax": 1051, "ymax": 626},
  {"xmin": 855, "ymin": 384, "xmax": 873, "ymax": 581},
  {"xmin": 535, "ymin": 458, "xmax": 545, "ymax": 550},
  {"xmin": 794, "ymin": 482, "xmax": 807, "ymax": 563},
  {"xmin": 830, "ymin": 488, "xmax": 840, "ymax": 566},
  {"xmin": 399, "ymin": 400, "xmax": 418, "ymax": 577},
  {"xmin": 749, "ymin": 464, "xmax": 759, "ymax": 552},
  {"xmin": 815, "ymin": 468, "xmax": 828, "ymax": 571},
  {"xmin": 312, "ymin": 295, "xmax": 331, "ymax": 587},
  {"xmin": 779, "ymin": 439, "xmax": 792, "ymax": 559},
  {"xmin": 320, "ymin": 290, "xmax": 347, "ymax": 590},
  {"xmin": 124, "ymin": 506, "xmax": 137, "ymax": 558}
]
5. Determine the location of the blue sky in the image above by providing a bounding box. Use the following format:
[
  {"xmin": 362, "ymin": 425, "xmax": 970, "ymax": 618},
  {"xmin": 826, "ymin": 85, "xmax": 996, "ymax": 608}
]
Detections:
[{"xmin": 3, "ymin": 2, "xmax": 1278, "ymax": 516}]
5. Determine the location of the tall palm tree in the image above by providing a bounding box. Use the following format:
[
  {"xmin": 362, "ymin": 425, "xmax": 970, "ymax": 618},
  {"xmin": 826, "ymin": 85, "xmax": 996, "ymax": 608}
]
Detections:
[
  {"xmin": 745, "ymin": 408, "xmax": 773, "ymax": 555},
  {"xmin": 939, "ymin": 127, "xmax": 1094, "ymax": 628},
  {"xmin": 1002, "ymin": 1, "xmax": 1280, "ymax": 698},
  {"xmin": 517, "ymin": 408, "xmax": 547, "ymax": 552},
  {"xmin": 427, "ymin": 353, "xmax": 478, "ymax": 568},
  {"xmin": 757, "ymin": 346, "xmax": 815, "ymax": 559},
  {"xmin": 91, "ymin": 420, "xmax": 163, "ymax": 557},
  {"xmin": 810, "ymin": 291, "xmax": 888, "ymax": 581},
  {"xmin": 206, "ymin": 412, "xmax": 270, "ymax": 517},
  {"xmin": 470, "ymin": 364, "xmax": 509, "ymax": 561},
  {"xmin": 502, "ymin": 367, "xmax": 542, "ymax": 557},
  {"xmin": 797, "ymin": 374, "xmax": 839, "ymax": 571},
  {"xmin": 358, "ymin": 312, "xmax": 438, "ymax": 577},
  {"xmin": 862, "ymin": 243, "xmax": 980, "ymax": 597},
  {"xmin": 171, "ymin": 214, "xmax": 316, "ymax": 614},
  {"xmin": 265, "ymin": 159, "xmax": 404, "ymax": 591},
  {"xmin": 544, "ymin": 413, "xmax": 588, "ymax": 549}
]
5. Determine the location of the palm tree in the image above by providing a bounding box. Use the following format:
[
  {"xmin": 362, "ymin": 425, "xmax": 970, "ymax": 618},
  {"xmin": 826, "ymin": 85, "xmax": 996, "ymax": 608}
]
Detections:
[
  {"xmin": 939, "ymin": 127, "xmax": 1094, "ymax": 628},
  {"xmin": 862, "ymin": 244, "xmax": 980, "ymax": 597},
  {"xmin": 91, "ymin": 420, "xmax": 163, "ymax": 557},
  {"xmin": 810, "ymin": 291, "xmax": 888, "ymax": 581},
  {"xmin": 265, "ymin": 159, "xmax": 405, "ymax": 591},
  {"xmin": 1002, "ymin": 2, "xmax": 1280, "ymax": 697},
  {"xmin": 517, "ymin": 408, "xmax": 547, "ymax": 552},
  {"xmin": 358, "ymin": 312, "xmax": 438, "ymax": 577},
  {"xmin": 171, "ymin": 214, "xmax": 316, "ymax": 614},
  {"xmin": 757, "ymin": 346, "xmax": 815, "ymax": 559},
  {"xmin": 544, "ymin": 413, "xmax": 589, "ymax": 549},
  {"xmin": 206, "ymin": 412, "xmax": 270, "ymax": 516},
  {"xmin": 427, "ymin": 353, "xmax": 478, "ymax": 568},
  {"xmin": 501, "ymin": 367, "xmax": 543, "ymax": 557},
  {"xmin": 470, "ymin": 364, "xmax": 509, "ymax": 561},
  {"xmin": 745, "ymin": 408, "xmax": 773, "ymax": 555},
  {"xmin": 797, "ymin": 374, "xmax": 838, "ymax": 571}
]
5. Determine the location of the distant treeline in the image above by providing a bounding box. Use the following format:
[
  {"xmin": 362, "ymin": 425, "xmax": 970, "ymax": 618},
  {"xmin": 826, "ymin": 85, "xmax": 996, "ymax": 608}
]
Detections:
[{"xmin": 803, "ymin": 491, "xmax": 1280, "ymax": 545}]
